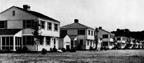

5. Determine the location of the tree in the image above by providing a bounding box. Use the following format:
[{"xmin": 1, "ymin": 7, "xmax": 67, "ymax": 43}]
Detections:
[{"xmin": 32, "ymin": 21, "xmax": 41, "ymax": 51}]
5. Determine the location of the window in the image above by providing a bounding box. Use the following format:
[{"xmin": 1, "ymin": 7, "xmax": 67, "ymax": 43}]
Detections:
[
  {"xmin": 87, "ymin": 40, "xmax": 89, "ymax": 45},
  {"xmin": 78, "ymin": 30, "xmax": 85, "ymax": 35},
  {"xmin": 102, "ymin": 42, "xmax": 108, "ymax": 46},
  {"xmin": 46, "ymin": 37, "xmax": 51, "ymax": 45},
  {"xmin": 23, "ymin": 20, "xmax": 34, "ymax": 28},
  {"xmin": 0, "ymin": 21, "xmax": 7, "ymax": 28},
  {"xmin": 23, "ymin": 36, "xmax": 34, "ymax": 45},
  {"xmin": 12, "ymin": 10, "xmax": 15, "ymax": 16},
  {"xmin": 54, "ymin": 38, "xmax": 56, "ymax": 44},
  {"xmin": 88, "ymin": 30, "xmax": 90, "ymax": 35},
  {"xmin": 41, "ymin": 21, "xmax": 45, "ymax": 29},
  {"xmin": 39, "ymin": 37, "xmax": 44, "ymax": 45},
  {"xmin": 80, "ymin": 40, "xmax": 83, "ymax": 45},
  {"xmin": 54, "ymin": 24, "xmax": 58, "ymax": 31},
  {"xmin": 91, "ymin": 31, "xmax": 93, "ymax": 36},
  {"xmin": 2, "ymin": 37, "xmax": 13, "ymax": 50},
  {"xmin": 103, "ymin": 34, "xmax": 108, "ymax": 38},
  {"xmin": 47, "ymin": 22, "xmax": 52, "ymax": 30}
]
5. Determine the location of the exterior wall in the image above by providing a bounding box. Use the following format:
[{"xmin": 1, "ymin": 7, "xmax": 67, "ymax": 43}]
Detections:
[
  {"xmin": 67, "ymin": 29, "xmax": 78, "ymax": 35},
  {"xmin": 39, "ymin": 18, "xmax": 60, "ymax": 37},
  {"xmin": 59, "ymin": 38, "xmax": 63, "ymax": 49},
  {"xmin": 63, "ymin": 35, "xmax": 71, "ymax": 49},
  {"xmin": 0, "ymin": 7, "xmax": 37, "ymax": 20},
  {"xmin": 22, "ymin": 28, "xmax": 34, "ymax": 35},
  {"xmin": 86, "ymin": 29, "xmax": 95, "ymax": 40},
  {"xmin": 7, "ymin": 20, "xmax": 23, "ymax": 29}
]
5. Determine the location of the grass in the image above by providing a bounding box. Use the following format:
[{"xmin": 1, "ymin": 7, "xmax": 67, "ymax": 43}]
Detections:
[{"xmin": 0, "ymin": 50, "xmax": 144, "ymax": 63}]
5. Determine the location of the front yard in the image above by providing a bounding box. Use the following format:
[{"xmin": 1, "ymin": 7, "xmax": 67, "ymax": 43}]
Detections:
[{"xmin": 0, "ymin": 50, "xmax": 144, "ymax": 63}]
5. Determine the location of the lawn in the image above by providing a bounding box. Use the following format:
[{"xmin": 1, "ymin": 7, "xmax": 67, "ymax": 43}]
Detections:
[{"xmin": 0, "ymin": 50, "xmax": 144, "ymax": 63}]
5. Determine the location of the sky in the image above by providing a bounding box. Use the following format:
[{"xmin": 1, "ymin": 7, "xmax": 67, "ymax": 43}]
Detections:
[{"xmin": 0, "ymin": 0, "xmax": 144, "ymax": 31}]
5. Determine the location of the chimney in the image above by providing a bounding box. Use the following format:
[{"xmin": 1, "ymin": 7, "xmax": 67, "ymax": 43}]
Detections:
[
  {"xmin": 74, "ymin": 19, "xmax": 79, "ymax": 23},
  {"xmin": 23, "ymin": 5, "xmax": 30, "ymax": 11},
  {"xmin": 99, "ymin": 27, "xmax": 102, "ymax": 29}
]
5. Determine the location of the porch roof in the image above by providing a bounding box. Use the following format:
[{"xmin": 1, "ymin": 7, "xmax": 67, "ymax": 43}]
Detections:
[
  {"xmin": 0, "ymin": 29, "xmax": 21, "ymax": 35},
  {"xmin": 68, "ymin": 35, "xmax": 77, "ymax": 40}
]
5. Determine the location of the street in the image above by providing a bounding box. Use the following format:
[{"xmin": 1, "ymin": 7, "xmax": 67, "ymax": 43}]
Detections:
[{"xmin": 0, "ymin": 49, "xmax": 144, "ymax": 63}]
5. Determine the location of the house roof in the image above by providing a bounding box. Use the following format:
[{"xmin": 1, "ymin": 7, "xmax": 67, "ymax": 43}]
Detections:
[
  {"xmin": 0, "ymin": 6, "xmax": 60, "ymax": 23},
  {"xmin": 0, "ymin": 29, "xmax": 21, "ymax": 35},
  {"xmin": 61, "ymin": 22, "xmax": 94, "ymax": 30},
  {"xmin": 97, "ymin": 28, "xmax": 114, "ymax": 35}
]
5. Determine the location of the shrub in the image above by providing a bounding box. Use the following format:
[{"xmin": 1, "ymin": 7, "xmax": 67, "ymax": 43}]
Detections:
[
  {"xmin": 89, "ymin": 46, "xmax": 93, "ymax": 51},
  {"xmin": 41, "ymin": 48, "xmax": 47, "ymax": 54},
  {"xmin": 53, "ymin": 47, "xmax": 57, "ymax": 52},
  {"xmin": 69, "ymin": 47, "xmax": 76, "ymax": 52},
  {"xmin": 22, "ymin": 46, "xmax": 29, "ymax": 53},
  {"xmin": 61, "ymin": 48, "xmax": 66, "ymax": 52}
]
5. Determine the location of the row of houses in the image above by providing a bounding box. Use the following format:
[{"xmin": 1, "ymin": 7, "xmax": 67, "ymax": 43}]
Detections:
[{"xmin": 0, "ymin": 5, "xmax": 143, "ymax": 52}]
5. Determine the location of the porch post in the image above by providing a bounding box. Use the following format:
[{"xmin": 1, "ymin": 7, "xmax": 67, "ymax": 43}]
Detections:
[{"xmin": 13, "ymin": 36, "xmax": 16, "ymax": 51}]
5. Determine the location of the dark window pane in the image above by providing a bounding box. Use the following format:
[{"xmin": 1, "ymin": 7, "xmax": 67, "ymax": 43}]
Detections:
[
  {"xmin": 80, "ymin": 40, "xmax": 83, "ymax": 45},
  {"xmin": 6, "ymin": 37, "xmax": 9, "ymax": 45},
  {"xmin": 103, "ymin": 34, "xmax": 108, "ymax": 38},
  {"xmin": 39, "ymin": 37, "xmax": 43, "ymax": 45},
  {"xmin": 10, "ymin": 37, "xmax": 13, "ymax": 45},
  {"xmin": 47, "ymin": 22, "xmax": 52, "ymax": 30},
  {"xmin": 0, "ymin": 21, "xmax": 7, "ymax": 28},
  {"xmin": 54, "ymin": 24, "xmax": 58, "ymax": 31},
  {"xmin": 46, "ymin": 37, "xmax": 51, "ymax": 45},
  {"xmin": 41, "ymin": 21, "xmax": 45, "ymax": 29},
  {"xmin": 2, "ymin": 37, "xmax": 5, "ymax": 45},
  {"xmin": 78, "ymin": 30, "xmax": 85, "ymax": 35}
]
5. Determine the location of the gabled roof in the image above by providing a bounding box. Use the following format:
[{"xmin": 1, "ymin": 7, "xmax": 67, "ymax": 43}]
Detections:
[
  {"xmin": 61, "ymin": 22, "xmax": 94, "ymax": 30},
  {"xmin": 97, "ymin": 28, "xmax": 114, "ymax": 35},
  {"xmin": 0, "ymin": 29, "xmax": 21, "ymax": 35},
  {"xmin": 0, "ymin": 6, "xmax": 60, "ymax": 23}
]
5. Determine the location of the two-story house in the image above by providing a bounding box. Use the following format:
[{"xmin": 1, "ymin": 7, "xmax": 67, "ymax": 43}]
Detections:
[
  {"xmin": 0, "ymin": 5, "xmax": 60, "ymax": 51},
  {"xmin": 115, "ymin": 36, "xmax": 128, "ymax": 49},
  {"xmin": 95, "ymin": 27, "xmax": 115, "ymax": 50},
  {"xmin": 60, "ymin": 19, "xmax": 95, "ymax": 50}
]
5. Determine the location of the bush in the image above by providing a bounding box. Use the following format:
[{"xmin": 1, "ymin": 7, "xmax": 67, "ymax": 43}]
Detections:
[
  {"xmin": 89, "ymin": 46, "xmax": 93, "ymax": 51},
  {"xmin": 69, "ymin": 47, "xmax": 76, "ymax": 52},
  {"xmin": 41, "ymin": 48, "xmax": 47, "ymax": 54},
  {"xmin": 61, "ymin": 48, "xmax": 66, "ymax": 52},
  {"xmin": 16, "ymin": 46, "xmax": 29, "ymax": 53},
  {"xmin": 53, "ymin": 47, "xmax": 57, "ymax": 52}
]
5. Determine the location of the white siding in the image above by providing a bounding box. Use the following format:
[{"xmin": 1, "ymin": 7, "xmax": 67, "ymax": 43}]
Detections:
[{"xmin": 0, "ymin": 7, "xmax": 37, "ymax": 20}]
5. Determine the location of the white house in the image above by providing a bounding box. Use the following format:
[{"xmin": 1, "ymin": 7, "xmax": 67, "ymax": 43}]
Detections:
[
  {"xmin": 0, "ymin": 5, "xmax": 60, "ymax": 51},
  {"xmin": 60, "ymin": 19, "xmax": 95, "ymax": 50}
]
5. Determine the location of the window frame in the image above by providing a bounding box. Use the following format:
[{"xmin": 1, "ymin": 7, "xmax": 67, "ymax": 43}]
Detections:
[
  {"xmin": 78, "ymin": 30, "xmax": 85, "ymax": 35},
  {"xmin": 54, "ymin": 23, "xmax": 58, "ymax": 31},
  {"xmin": 0, "ymin": 21, "xmax": 7, "ymax": 29},
  {"xmin": 103, "ymin": 34, "xmax": 109, "ymax": 38},
  {"xmin": 47, "ymin": 22, "xmax": 52, "ymax": 30}
]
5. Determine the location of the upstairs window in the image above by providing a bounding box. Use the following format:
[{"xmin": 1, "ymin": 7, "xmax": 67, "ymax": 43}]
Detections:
[
  {"xmin": 88, "ymin": 30, "xmax": 90, "ymax": 35},
  {"xmin": 23, "ymin": 20, "xmax": 34, "ymax": 28},
  {"xmin": 0, "ymin": 21, "xmax": 7, "ymax": 29},
  {"xmin": 40, "ymin": 21, "xmax": 45, "ymax": 29},
  {"xmin": 91, "ymin": 31, "xmax": 93, "ymax": 36},
  {"xmin": 12, "ymin": 10, "xmax": 15, "ymax": 16},
  {"xmin": 54, "ymin": 24, "xmax": 58, "ymax": 31},
  {"xmin": 103, "ymin": 34, "xmax": 108, "ymax": 38},
  {"xmin": 47, "ymin": 22, "xmax": 52, "ymax": 30},
  {"xmin": 78, "ymin": 30, "xmax": 85, "ymax": 35}
]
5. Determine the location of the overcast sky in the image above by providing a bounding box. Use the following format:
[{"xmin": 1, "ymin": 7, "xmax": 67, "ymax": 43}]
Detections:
[{"xmin": 0, "ymin": 0, "xmax": 144, "ymax": 31}]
